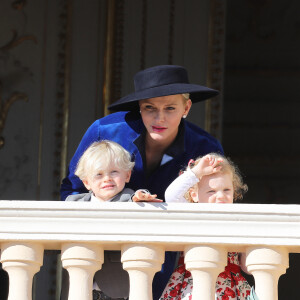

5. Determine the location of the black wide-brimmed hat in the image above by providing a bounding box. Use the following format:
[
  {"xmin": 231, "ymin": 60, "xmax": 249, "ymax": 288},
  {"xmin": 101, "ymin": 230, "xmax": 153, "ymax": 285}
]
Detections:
[{"xmin": 108, "ymin": 65, "xmax": 219, "ymax": 111}]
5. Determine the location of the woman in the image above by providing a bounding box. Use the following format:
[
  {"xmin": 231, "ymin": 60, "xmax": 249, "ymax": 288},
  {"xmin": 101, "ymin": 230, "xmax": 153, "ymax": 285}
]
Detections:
[{"xmin": 60, "ymin": 64, "xmax": 223, "ymax": 300}]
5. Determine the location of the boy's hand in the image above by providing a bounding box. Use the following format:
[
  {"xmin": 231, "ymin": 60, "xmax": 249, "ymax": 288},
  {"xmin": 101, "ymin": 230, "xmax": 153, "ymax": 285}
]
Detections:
[
  {"xmin": 191, "ymin": 154, "xmax": 223, "ymax": 179},
  {"xmin": 132, "ymin": 190, "xmax": 163, "ymax": 202}
]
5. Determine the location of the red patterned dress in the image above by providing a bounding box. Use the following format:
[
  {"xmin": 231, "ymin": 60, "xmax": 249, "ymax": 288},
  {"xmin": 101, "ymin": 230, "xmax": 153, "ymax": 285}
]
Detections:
[{"xmin": 159, "ymin": 252, "xmax": 251, "ymax": 300}]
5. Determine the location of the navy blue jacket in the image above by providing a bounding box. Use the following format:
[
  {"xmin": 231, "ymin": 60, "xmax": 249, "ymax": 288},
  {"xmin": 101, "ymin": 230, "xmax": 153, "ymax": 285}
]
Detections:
[{"xmin": 60, "ymin": 111, "xmax": 223, "ymax": 299}]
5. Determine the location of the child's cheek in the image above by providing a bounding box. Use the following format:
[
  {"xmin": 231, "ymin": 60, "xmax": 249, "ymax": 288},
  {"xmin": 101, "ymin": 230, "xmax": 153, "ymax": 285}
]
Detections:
[{"xmin": 210, "ymin": 196, "xmax": 217, "ymax": 204}]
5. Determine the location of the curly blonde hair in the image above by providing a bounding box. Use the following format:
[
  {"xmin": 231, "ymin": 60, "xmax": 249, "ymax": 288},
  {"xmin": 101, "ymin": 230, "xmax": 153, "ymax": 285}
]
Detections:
[{"xmin": 184, "ymin": 153, "xmax": 248, "ymax": 202}]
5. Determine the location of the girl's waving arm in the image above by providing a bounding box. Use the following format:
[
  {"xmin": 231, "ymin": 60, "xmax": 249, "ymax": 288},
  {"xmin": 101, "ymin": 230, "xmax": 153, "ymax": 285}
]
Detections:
[{"xmin": 165, "ymin": 168, "xmax": 199, "ymax": 203}]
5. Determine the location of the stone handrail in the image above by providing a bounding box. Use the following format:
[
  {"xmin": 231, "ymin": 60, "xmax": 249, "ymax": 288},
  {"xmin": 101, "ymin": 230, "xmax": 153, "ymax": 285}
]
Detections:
[{"xmin": 0, "ymin": 201, "xmax": 299, "ymax": 300}]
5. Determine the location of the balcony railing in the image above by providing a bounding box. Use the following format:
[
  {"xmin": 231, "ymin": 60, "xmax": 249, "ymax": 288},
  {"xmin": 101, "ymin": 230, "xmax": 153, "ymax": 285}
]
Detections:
[{"xmin": 0, "ymin": 201, "xmax": 299, "ymax": 300}]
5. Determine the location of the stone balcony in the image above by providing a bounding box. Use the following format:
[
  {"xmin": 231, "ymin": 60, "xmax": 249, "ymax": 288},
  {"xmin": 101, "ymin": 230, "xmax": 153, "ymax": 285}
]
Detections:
[{"xmin": 0, "ymin": 201, "xmax": 299, "ymax": 300}]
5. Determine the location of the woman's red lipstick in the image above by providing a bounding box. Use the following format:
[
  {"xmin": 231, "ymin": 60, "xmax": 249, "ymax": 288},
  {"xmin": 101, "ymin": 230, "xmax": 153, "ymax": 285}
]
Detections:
[{"xmin": 152, "ymin": 126, "xmax": 167, "ymax": 132}]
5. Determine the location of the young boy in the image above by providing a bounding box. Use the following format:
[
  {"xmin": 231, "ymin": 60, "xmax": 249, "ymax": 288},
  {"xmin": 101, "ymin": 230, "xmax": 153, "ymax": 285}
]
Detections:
[
  {"xmin": 66, "ymin": 140, "xmax": 160, "ymax": 203},
  {"xmin": 63, "ymin": 140, "xmax": 160, "ymax": 300}
]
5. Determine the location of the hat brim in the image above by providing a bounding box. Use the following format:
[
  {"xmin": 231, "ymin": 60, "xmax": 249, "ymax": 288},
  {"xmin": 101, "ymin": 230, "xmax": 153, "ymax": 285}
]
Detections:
[{"xmin": 108, "ymin": 83, "xmax": 219, "ymax": 112}]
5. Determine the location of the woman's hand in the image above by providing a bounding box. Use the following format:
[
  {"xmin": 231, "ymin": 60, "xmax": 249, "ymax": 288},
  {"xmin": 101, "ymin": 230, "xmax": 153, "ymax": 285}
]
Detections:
[
  {"xmin": 132, "ymin": 189, "xmax": 163, "ymax": 202},
  {"xmin": 191, "ymin": 154, "xmax": 223, "ymax": 179}
]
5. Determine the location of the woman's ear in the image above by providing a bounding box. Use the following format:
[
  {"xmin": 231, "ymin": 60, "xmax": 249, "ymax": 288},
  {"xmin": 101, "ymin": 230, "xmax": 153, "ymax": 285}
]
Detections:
[
  {"xmin": 189, "ymin": 188, "xmax": 199, "ymax": 203},
  {"xmin": 184, "ymin": 99, "xmax": 192, "ymax": 116}
]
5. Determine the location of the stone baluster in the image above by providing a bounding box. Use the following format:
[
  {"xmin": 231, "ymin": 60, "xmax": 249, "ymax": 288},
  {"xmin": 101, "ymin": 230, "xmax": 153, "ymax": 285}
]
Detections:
[
  {"xmin": 246, "ymin": 247, "xmax": 289, "ymax": 300},
  {"xmin": 184, "ymin": 245, "xmax": 227, "ymax": 300},
  {"xmin": 0, "ymin": 242, "xmax": 44, "ymax": 300},
  {"xmin": 121, "ymin": 244, "xmax": 164, "ymax": 300},
  {"xmin": 61, "ymin": 243, "xmax": 103, "ymax": 300}
]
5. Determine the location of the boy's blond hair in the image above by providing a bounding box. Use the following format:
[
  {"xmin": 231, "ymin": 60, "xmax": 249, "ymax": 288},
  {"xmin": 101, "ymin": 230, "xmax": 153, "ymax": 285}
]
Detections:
[
  {"xmin": 75, "ymin": 140, "xmax": 135, "ymax": 180},
  {"xmin": 185, "ymin": 153, "xmax": 248, "ymax": 202}
]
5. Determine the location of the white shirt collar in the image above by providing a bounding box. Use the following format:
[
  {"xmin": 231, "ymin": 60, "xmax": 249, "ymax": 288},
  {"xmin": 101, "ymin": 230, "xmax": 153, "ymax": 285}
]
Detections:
[
  {"xmin": 161, "ymin": 154, "xmax": 173, "ymax": 166},
  {"xmin": 90, "ymin": 193, "xmax": 109, "ymax": 203}
]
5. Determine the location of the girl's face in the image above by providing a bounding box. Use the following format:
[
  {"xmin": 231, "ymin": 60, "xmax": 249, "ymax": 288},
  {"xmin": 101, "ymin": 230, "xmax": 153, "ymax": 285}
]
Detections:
[
  {"xmin": 139, "ymin": 95, "xmax": 191, "ymax": 146},
  {"xmin": 190, "ymin": 172, "xmax": 234, "ymax": 204},
  {"xmin": 83, "ymin": 164, "xmax": 131, "ymax": 201}
]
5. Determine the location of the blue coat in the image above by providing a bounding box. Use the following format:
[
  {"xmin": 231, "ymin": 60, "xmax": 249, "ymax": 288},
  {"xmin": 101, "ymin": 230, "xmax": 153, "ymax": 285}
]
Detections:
[
  {"xmin": 61, "ymin": 111, "xmax": 223, "ymax": 200},
  {"xmin": 60, "ymin": 111, "xmax": 223, "ymax": 299}
]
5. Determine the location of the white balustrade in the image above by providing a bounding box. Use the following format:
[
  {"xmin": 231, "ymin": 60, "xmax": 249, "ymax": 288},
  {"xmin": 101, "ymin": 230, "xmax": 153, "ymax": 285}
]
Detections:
[
  {"xmin": 246, "ymin": 247, "xmax": 289, "ymax": 300},
  {"xmin": 122, "ymin": 244, "xmax": 164, "ymax": 300},
  {"xmin": 61, "ymin": 243, "xmax": 104, "ymax": 300},
  {"xmin": 1, "ymin": 242, "xmax": 44, "ymax": 300},
  {"xmin": 1, "ymin": 201, "xmax": 300, "ymax": 300},
  {"xmin": 184, "ymin": 245, "xmax": 227, "ymax": 300}
]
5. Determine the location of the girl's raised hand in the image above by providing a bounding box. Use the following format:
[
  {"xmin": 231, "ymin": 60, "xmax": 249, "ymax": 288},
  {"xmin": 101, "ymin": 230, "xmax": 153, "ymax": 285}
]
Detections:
[
  {"xmin": 191, "ymin": 154, "xmax": 223, "ymax": 179},
  {"xmin": 132, "ymin": 189, "xmax": 163, "ymax": 202}
]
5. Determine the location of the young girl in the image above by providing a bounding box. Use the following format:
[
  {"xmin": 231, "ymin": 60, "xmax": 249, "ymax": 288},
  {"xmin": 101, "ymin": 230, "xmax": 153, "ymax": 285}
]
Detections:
[{"xmin": 160, "ymin": 153, "xmax": 253, "ymax": 300}]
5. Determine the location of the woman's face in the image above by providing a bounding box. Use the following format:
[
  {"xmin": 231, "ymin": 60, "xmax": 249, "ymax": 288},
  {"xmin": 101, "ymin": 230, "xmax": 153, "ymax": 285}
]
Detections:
[{"xmin": 139, "ymin": 94, "xmax": 192, "ymax": 145}]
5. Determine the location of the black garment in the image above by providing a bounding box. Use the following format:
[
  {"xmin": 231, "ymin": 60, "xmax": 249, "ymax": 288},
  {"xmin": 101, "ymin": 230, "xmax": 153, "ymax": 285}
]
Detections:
[{"xmin": 93, "ymin": 290, "xmax": 128, "ymax": 300}]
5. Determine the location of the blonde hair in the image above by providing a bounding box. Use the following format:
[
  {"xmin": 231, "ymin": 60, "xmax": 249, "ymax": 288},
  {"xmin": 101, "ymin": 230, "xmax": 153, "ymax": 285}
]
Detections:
[
  {"xmin": 75, "ymin": 140, "xmax": 135, "ymax": 180},
  {"xmin": 184, "ymin": 153, "xmax": 248, "ymax": 202},
  {"xmin": 182, "ymin": 93, "xmax": 190, "ymax": 100}
]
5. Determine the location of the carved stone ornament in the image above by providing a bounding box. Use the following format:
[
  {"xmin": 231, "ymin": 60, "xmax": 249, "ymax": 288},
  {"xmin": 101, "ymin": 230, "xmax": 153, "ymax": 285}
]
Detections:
[
  {"xmin": 0, "ymin": 1, "xmax": 37, "ymax": 149},
  {"xmin": 0, "ymin": 84, "xmax": 28, "ymax": 149}
]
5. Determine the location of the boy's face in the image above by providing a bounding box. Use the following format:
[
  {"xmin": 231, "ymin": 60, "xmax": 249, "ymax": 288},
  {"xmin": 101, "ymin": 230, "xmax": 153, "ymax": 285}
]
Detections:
[
  {"xmin": 190, "ymin": 172, "xmax": 234, "ymax": 204},
  {"xmin": 83, "ymin": 164, "xmax": 131, "ymax": 201}
]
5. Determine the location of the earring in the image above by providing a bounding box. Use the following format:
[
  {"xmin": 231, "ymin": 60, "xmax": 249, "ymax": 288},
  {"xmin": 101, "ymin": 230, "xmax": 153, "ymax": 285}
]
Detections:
[
  {"xmin": 139, "ymin": 110, "xmax": 141, "ymax": 113},
  {"xmin": 183, "ymin": 115, "xmax": 187, "ymax": 119}
]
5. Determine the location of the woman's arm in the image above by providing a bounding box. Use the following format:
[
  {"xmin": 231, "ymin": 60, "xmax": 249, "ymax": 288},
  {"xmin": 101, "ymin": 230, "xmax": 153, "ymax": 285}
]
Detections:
[{"xmin": 165, "ymin": 168, "xmax": 199, "ymax": 203}]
